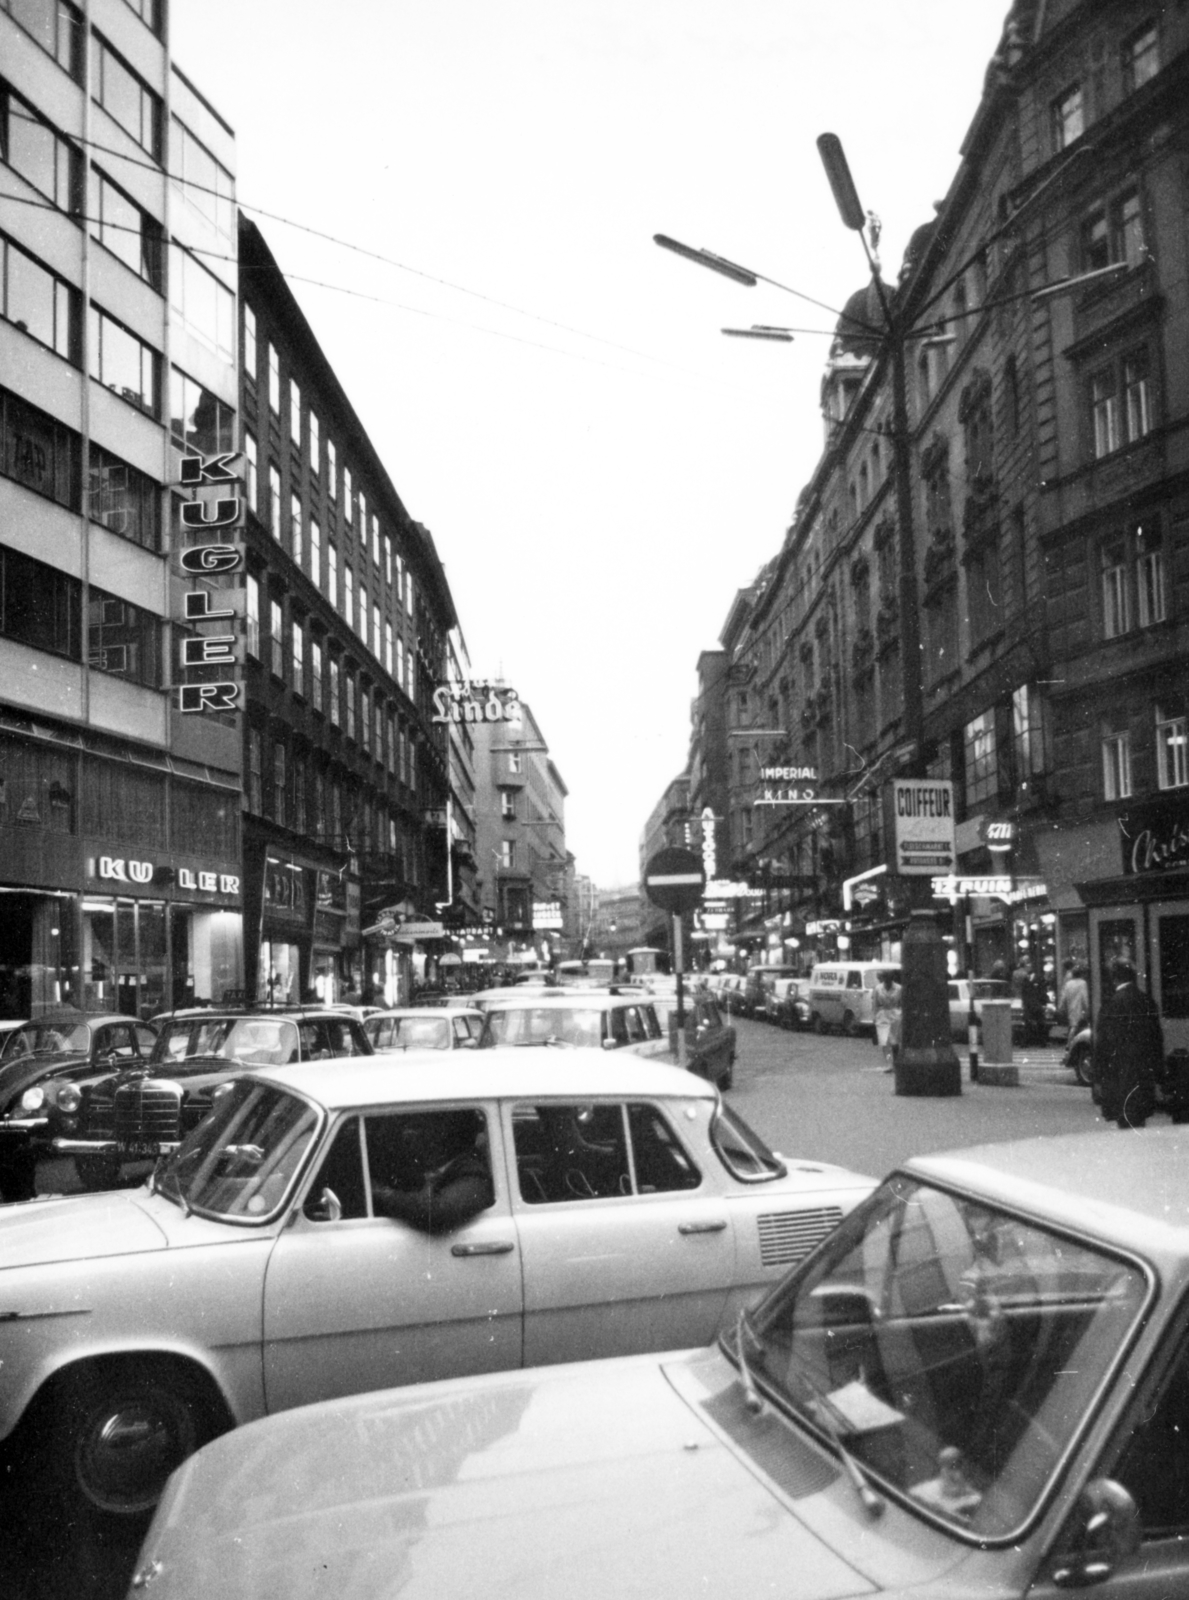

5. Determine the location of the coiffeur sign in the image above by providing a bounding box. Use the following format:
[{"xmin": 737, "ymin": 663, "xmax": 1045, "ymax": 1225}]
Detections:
[
  {"xmin": 175, "ymin": 450, "xmax": 244, "ymax": 714},
  {"xmin": 884, "ymin": 780, "xmax": 956, "ymax": 875}
]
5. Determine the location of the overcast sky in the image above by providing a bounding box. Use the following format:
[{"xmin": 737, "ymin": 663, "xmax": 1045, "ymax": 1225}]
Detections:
[{"xmin": 172, "ymin": 1, "xmax": 1009, "ymax": 888}]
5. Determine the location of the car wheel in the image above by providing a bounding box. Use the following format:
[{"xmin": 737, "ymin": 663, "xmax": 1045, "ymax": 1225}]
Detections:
[
  {"xmin": 40, "ymin": 1362, "xmax": 216, "ymax": 1523},
  {"xmin": 1070, "ymin": 1044, "xmax": 1091, "ymax": 1087},
  {"xmin": 75, "ymin": 1154, "xmax": 122, "ymax": 1191}
]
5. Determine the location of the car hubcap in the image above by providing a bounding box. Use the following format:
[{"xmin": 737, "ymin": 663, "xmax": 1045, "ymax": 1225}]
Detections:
[{"xmin": 76, "ymin": 1394, "xmax": 195, "ymax": 1514}]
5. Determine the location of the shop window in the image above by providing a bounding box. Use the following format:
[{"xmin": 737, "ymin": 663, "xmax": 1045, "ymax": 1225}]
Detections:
[
  {"xmin": 171, "ymin": 780, "xmax": 238, "ymax": 860},
  {"xmin": 0, "ymin": 733, "xmax": 76, "ymax": 834},
  {"xmin": 91, "ymin": 168, "xmax": 162, "ymax": 288},
  {"xmin": 169, "ymin": 368, "xmax": 233, "ymax": 455},
  {"xmin": 1102, "ymin": 724, "xmax": 1132, "ymax": 800},
  {"xmin": 170, "ymin": 118, "xmax": 233, "ymax": 241},
  {"xmin": 1, "ymin": 385, "xmax": 79, "ymax": 509},
  {"xmin": 964, "ymin": 710, "xmax": 998, "ymax": 807},
  {"xmin": 1, "ymin": 87, "xmax": 82, "ymax": 213},
  {"xmin": 1051, "ymin": 83, "xmax": 1084, "ymax": 150},
  {"xmin": 1122, "ymin": 21, "xmax": 1160, "ymax": 94},
  {"xmin": 1159, "ymin": 916, "xmax": 1189, "ymax": 1019},
  {"xmin": 87, "ymin": 441, "xmax": 160, "ymax": 551},
  {"xmin": 3, "ymin": 235, "xmax": 77, "ymax": 360},
  {"xmin": 87, "ymin": 588, "xmax": 161, "ymax": 687},
  {"xmin": 1, "ymin": 0, "xmax": 83, "ymax": 78},
  {"xmin": 0, "ymin": 543, "xmax": 81, "ymax": 660},
  {"xmin": 81, "ymin": 757, "xmax": 165, "ymax": 846},
  {"xmin": 1156, "ymin": 706, "xmax": 1188, "ymax": 791},
  {"xmin": 91, "ymin": 33, "xmax": 161, "ymax": 159},
  {"xmin": 169, "ymin": 245, "xmax": 234, "ymax": 362}
]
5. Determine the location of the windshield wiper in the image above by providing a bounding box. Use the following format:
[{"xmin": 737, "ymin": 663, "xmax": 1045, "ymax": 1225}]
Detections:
[{"xmin": 787, "ymin": 1354, "xmax": 885, "ymax": 1519}]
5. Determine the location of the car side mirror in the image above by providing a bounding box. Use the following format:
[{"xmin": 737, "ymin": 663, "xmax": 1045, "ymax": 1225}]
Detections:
[
  {"xmin": 305, "ymin": 1186, "xmax": 343, "ymax": 1224},
  {"xmin": 1050, "ymin": 1480, "xmax": 1140, "ymax": 1588}
]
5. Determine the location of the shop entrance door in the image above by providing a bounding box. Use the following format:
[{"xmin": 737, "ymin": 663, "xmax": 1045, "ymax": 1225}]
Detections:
[
  {"xmin": 0, "ymin": 896, "xmax": 34, "ymax": 1017},
  {"xmin": 1151, "ymin": 902, "xmax": 1189, "ymax": 1058},
  {"xmin": 1089, "ymin": 906, "xmax": 1145, "ymax": 1019}
]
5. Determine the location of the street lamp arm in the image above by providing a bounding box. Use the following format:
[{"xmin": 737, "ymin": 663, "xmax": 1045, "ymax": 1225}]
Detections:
[{"xmin": 653, "ymin": 234, "xmax": 758, "ymax": 286}]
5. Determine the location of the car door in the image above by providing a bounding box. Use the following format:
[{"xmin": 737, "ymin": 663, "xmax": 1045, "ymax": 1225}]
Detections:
[
  {"xmin": 510, "ymin": 1097, "xmax": 734, "ymax": 1367},
  {"xmin": 261, "ymin": 1103, "xmax": 523, "ymax": 1413}
]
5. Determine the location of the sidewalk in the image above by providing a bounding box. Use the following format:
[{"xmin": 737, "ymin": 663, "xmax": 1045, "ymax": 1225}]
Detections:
[{"xmin": 962, "ymin": 1044, "xmax": 1075, "ymax": 1082}]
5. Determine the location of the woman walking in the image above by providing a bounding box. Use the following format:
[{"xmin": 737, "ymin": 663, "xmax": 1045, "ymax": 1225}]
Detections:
[{"xmin": 873, "ymin": 971, "xmax": 903, "ymax": 1073}]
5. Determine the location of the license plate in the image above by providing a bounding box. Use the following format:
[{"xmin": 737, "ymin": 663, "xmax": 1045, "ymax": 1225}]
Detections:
[{"xmin": 119, "ymin": 1143, "xmax": 162, "ymax": 1160}]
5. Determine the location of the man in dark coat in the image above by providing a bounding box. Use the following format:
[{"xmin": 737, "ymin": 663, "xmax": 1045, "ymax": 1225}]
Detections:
[{"xmin": 1094, "ymin": 959, "xmax": 1165, "ymax": 1129}]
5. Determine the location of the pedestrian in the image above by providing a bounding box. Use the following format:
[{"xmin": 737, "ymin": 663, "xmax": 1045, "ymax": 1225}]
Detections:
[
  {"xmin": 1093, "ymin": 959, "xmax": 1165, "ymax": 1129},
  {"xmin": 1058, "ymin": 959, "xmax": 1089, "ymax": 1038},
  {"xmin": 873, "ymin": 971, "xmax": 902, "ymax": 1072}
]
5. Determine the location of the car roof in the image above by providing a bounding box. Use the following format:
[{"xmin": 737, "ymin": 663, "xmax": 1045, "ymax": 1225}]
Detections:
[
  {"xmin": 255, "ymin": 1049, "xmax": 715, "ymax": 1110},
  {"xmin": 366, "ymin": 1008, "xmax": 483, "ymax": 1021},
  {"xmin": 480, "ymin": 992, "xmax": 656, "ymax": 1011},
  {"xmin": 906, "ymin": 1128, "xmax": 1189, "ymax": 1261}
]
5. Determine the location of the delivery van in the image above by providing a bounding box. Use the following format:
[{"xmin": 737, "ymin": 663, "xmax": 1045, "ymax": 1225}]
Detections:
[{"xmin": 808, "ymin": 961, "xmax": 901, "ymax": 1035}]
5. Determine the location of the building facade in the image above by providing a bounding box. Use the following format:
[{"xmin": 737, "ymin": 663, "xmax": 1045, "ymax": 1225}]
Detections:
[
  {"xmin": 237, "ymin": 217, "xmax": 457, "ymax": 1006},
  {"xmin": 0, "ymin": 0, "xmax": 244, "ymax": 1017}
]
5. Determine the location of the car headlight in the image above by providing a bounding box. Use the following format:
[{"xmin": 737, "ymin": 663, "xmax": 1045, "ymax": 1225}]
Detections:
[
  {"xmin": 56, "ymin": 1084, "xmax": 82, "ymax": 1115},
  {"xmin": 19, "ymin": 1086, "xmax": 45, "ymax": 1113}
]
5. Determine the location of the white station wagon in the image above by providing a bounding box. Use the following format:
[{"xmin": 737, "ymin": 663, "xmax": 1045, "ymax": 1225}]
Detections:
[{"xmin": 0, "ymin": 1051, "xmax": 873, "ymax": 1526}]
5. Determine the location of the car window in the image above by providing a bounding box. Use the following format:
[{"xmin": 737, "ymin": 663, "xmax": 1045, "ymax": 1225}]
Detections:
[
  {"xmin": 364, "ymin": 1108, "xmax": 494, "ymax": 1230},
  {"xmin": 622, "ymin": 1006, "xmax": 646, "ymax": 1043},
  {"xmin": 325, "ymin": 1019, "xmax": 359, "ymax": 1057},
  {"xmin": 134, "ymin": 1024, "xmax": 156, "ymax": 1054},
  {"xmin": 642, "ymin": 1003, "xmax": 662, "ymax": 1040},
  {"xmin": 847, "ymin": 971, "xmax": 864, "ymax": 988},
  {"xmin": 628, "ymin": 1103, "xmax": 701, "ymax": 1193},
  {"xmin": 304, "ymin": 1117, "xmax": 369, "ymax": 1220},
  {"xmin": 513, "ymin": 1103, "xmax": 631, "ymax": 1203},
  {"xmin": 606, "ymin": 1009, "xmax": 628, "ymax": 1046},
  {"xmin": 1111, "ymin": 1333, "xmax": 1189, "ymax": 1537}
]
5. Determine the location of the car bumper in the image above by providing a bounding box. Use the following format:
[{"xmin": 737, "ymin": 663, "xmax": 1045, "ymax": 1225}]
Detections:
[{"xmin": 50, "ymin": 1136, "xmax": 181, "ymax": 1159}]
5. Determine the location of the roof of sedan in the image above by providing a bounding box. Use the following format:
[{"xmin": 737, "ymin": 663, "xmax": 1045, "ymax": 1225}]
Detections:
[
  {"xmin": 365, "ymin": 1007, "xmax": 484, "ymax": 1019},
  {"xmin": 479, "ymin": 991, "xmax": 656, "ymax": 1009},
  {"xmin": 256, "ymin": 1048, "xmax": 716, "ymax": 1110},
  {"xmin": 908, "ymin": 1127, "xmax": 1189, "ymax": 1254}
]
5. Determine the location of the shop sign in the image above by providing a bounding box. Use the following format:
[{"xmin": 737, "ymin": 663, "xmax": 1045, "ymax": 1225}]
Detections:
[
  {"xmin": 431, "ymin": 680, "xmax": 521, "ymax": 725},
  {"xmin": 174, "ymin": 451, "xmax": 244, "ymax": 716},
  {"xmin": 700, "ymin": 913, "xmax": 729, "ymax": 930},
  {"xmin": 979, "ymin": 818, "xmax": 1016, "ymax": 852},
  {"xmin": 701, "ymin": 807, "xmax": 718, "ymax": 882},
  {"xmin": 1118, "ymin": 795, "xmax": 1189, "ymax": 876},
  {"xmin": 704, "ymin": 880, "xmax": 751, "ymax": 899},
  {"xmin": 392, "ymin": 921, "xmax": 446, "ymax": 941},
  {"xmin": 884, "ymin": 780, "xmax": 956, "ymax": 874},
  {"xmin": 533, "ymin": 901, "xmax": 563, "ymax": 929},
  {"xmin": 89, "ymin": 855, "xmax": 239, "ymax": 896},
  {"xmin": 931, "ymin": 875, "xmax": 1047, "ymax": 904}
]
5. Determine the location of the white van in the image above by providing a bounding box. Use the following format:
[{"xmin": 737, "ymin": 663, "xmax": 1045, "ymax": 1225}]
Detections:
[{"xmin": 808, "ymin": 961, "xmax": 901, "ymax": 1036}]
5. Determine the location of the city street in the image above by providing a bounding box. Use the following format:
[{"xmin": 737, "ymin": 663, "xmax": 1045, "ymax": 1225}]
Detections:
[{"xmin": 723, "ymin": 1015, "xmax": 1104, "ymax": 1181}]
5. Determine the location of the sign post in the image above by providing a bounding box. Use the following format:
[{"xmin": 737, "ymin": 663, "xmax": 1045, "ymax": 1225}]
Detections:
[{"xmin": 644, "ymin": 847, "xmax": 706, "ymax": 1070}]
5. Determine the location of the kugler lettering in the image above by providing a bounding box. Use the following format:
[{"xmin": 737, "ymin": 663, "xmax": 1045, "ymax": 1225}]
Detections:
[
  {"xmin": 178, "ymin": 451, "xmax": 242, "ymax": 485},
  {"xmin": 179, "ymin": 497, "xmax": 243, "ymax": 530},
  {"xmin": 177, "ymin": 682, "xmax": 241, "ymax": 713},
  {"xmin": 179, "ymin": 545, "xmax": 243, "ymax": 575}
]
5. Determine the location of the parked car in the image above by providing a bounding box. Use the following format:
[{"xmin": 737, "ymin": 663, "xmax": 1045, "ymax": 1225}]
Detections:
[
  {"xmin": 364, "ymin": 1008, "xmax": 485, "ymax": 1052},
  {"xmin": 479, "ymin": 991, "xmax": 668, "ymax": 1054},
  {"xmin": 0, "ymin": 1005, "xmax": 371, "ymax": 1194},
  {"xmin": 0, "ymin": 1052, "xmax": 874, "ymax": 1528},
  {"xmin": 718, "ymin": 974, "xmax": 746, "ymax": 1015},
  {"xmin": 668, "ymin": 992, "xmax": 737, "ymax": 1091},
  {"xmin": 765, "ymin": 976, "xmax": 813, "ymax": 1030},
  {"xmin": 131, "ymin": 1126, "xmax": 1189, "ymax": 1600},
  {"xmin": 946, "ymin": 978, "xmax": 1025, "ymax": 1042},
  {"xmin": 0, "ymin": 1011, "xmax": 158, "ymax": 1200}
]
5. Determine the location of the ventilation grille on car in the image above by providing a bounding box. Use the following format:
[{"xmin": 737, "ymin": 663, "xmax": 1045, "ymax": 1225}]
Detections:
[
  {"xmin": 757, "ymin": 1206, "xmax": 843, "ymax": 1267},
  {"xmin": 113, "ymin": 1079, "xmax": 184, "ymax": 1144}
]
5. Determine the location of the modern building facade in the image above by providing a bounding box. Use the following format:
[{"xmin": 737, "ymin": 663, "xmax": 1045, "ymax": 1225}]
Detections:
[{"xmin": 0, "ymin": 0, "xmax": 244, "ymax": 1017}]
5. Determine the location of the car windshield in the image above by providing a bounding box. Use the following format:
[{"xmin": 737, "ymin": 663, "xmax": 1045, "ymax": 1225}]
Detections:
[
  {"xmin": 710, "ymin": 1103, "xmax": 786, "ymax": 1182},
  {"xmin": 153, "ymin": 1017, "xmax": 300, "ymax": 1067},
  {"xmin": 733, "ymin": 1174, "xmax": 1148, "ymax": 1540},
  {"xmin": 483, "ymin": 1007, "xmax": 605, "ymax": 1048},
  {"xmin": 157, "ymin": 1078, "xmax": 321, "ymax": 1222},
  {"xmin": 367, "ymin": 1016, "xmax": 451, "ymax": 1050},
  {"xmin": 3, "ymin": 1022, "xmax": 91, "ymax": 1058}
]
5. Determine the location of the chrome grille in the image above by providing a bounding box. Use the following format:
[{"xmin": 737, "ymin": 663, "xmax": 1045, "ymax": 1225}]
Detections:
[
  {"xmin": 113, "ymin": 1079, "xmax": 183, "ymax": 1144},
  {"xmin": 757, "ymin": 1206, "xmax": 843, "ymax": 1268}
]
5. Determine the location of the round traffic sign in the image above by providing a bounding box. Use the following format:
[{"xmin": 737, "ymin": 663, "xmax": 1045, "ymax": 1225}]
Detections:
[{"xmin": 644, "ymin": 847, "xmax": 706, "ymax": 915}]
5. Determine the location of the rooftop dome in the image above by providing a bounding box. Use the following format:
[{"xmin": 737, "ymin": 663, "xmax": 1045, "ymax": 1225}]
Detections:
[{"xmin": 833, "ymin": 282, "xmax": 884, "ymax": 357}]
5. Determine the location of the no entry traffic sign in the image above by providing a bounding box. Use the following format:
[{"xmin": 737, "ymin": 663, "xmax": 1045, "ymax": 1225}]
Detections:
[{"xmin": 644, "ymin": 847, "xmax": 706, "ymax": 915}]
